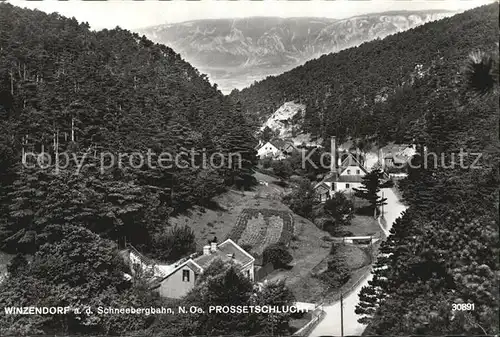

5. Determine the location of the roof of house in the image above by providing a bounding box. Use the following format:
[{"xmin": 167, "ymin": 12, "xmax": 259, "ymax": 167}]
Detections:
[
  {"xmin": 185, "ymin": 260, "xmax": 204, "ymax": 274},
  {"xmin": 125, "ymin": 239, "xmax": 255, "ymax": 284},
  {"xmin": 320, "ymin": 171, "xmax": 365, "ymax": 184},
  {"xmin": 193, "ymin": 239, "xmax": 254, "ymax": 271},
  {"xmin": 158, "ymin": 258, "xmax": 204, "ymax": 281},
  {"xmin": 282, "ymin": 142, "xmax": 297, "ymax": 150},
  {"xmin": 321, "ymin": 172, "xmax": 339, "ymax": 183},
  {"xmin": 340, "ymin": 154, "xmax": 368, "ymax": 174},
  {"xmin": 336, "ymin": 175, "xmax": 365, "ymax": 183},
  {"xmin": 269, "ymin": 139, "xmax": 286, "ymax": 149},
  {"xmin": 256, "ymin": 141, "xmax": 277, "ymax": 152},
  {"xmin": 314, "ymin": 182, "xmax": 331, "ymax": 191},
  {"xmin": 258, "ymin": 139, "xmax": 296, "ymax": 152}
]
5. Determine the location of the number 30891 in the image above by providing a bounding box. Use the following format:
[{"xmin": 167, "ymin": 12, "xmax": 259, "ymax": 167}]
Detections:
[{"xmin": 452, "ymin": 303, "xmax": 475, "ymax": 311}]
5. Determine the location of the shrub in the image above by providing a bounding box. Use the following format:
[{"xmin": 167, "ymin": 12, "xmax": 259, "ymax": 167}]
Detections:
[
  {"xmin": 240, "ymin": 244, "xmax": 253, "ymax": 254},
  {"xmin": 261, "ymin": 158, "xmax": 272, "ymax": 169},
  {"xmin": 282, "ymin": 178, "xmax": 315, "ymax": 219},
  {"xmin": 321, "ymin": 243, "xmax": 349, "ymax": 288},
  {"xmin": 273, "ymin": 180, "xmax": 289, "ymax": 188},
  {"xmin": 263, "ymin": 243, "xmax": 293, "ymax": 268},
  {"xmin": 323, "ymin": 192, "xmax": 354, "ymax": 227},
  {"xmin": 271, "ymin": 160, "xmax": 293, "ymax": 180},
  {"xmin": 153, "ymin": 225, "xmax": 196, "ymax": 263},
  {"xmin": 334, "ymin": 230, "xmax": 354, "ymax": 237},
  {"xmin": 321, "ymin": 259, "xmax": 350, "ymax": 288}
]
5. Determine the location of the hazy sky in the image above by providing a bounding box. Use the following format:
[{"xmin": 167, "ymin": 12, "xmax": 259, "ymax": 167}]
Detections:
[{"xmin": 7, "ymin": 0, "xmax": 495, "ymax": 31}]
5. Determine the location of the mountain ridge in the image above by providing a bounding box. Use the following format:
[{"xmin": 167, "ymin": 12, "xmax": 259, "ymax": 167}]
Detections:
[
  {"xmin": 137, "ymin": 10, "xmax": 456, "ymax": 92},
  {"xmin": 229, "ymin": 3, "xmax": 499, "ymax": 144}
]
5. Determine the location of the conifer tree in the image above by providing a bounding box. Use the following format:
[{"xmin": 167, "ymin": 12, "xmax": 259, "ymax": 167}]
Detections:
[{"xmin": 353, "ymin": 168, "xmax": 387, "ymax": 218}]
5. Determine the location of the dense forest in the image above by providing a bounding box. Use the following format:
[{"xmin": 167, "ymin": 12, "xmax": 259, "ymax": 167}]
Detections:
[
  {"xmin": 230, "ymin": 4, "xmax": 499, "ymax": 145},
  {"xmin": 356, "ymin": 49, "xmax": 499, "ymax": 334},
  {"xmin": 0, "ymin": 4, "xmax": 263, "ymax": 334},
  {"xmin": 0, "ymin": 3, "xmax": 258, "ymax": 254}
]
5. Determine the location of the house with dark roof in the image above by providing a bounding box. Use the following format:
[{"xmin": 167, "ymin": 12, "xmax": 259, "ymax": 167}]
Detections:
[
  {"xmin": 383, "ymin": 153, "xmax": 408, "ymax": 168},
  {"xmin": 256, "ymin": 139, "xmax": 297, "ymax": 160},
  {"xmin": 156, "ymin": 239, "xmax": 255, "ymax": 298},
  {"xmin": 314, "ymin": 137, "xmax": 368, "ymax": 202},
  {"xmin": 122, "ymin": 239, "xmax": 255, "ymax": 299}
]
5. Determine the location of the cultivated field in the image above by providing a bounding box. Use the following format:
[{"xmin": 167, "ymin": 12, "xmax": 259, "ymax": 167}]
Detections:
[{"xmin": 227, "ymin": 208, "xmax": 294, "ymax": 255}]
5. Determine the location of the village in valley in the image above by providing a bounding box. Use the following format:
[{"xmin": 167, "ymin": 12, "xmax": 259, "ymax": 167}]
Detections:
[
  {"xmin": 117, "ymin": 113, "xmax": 416, "ymax": 334},
  {"xmin": 0, "ymin": 2, "xmax": 497, "ymax": 337}
]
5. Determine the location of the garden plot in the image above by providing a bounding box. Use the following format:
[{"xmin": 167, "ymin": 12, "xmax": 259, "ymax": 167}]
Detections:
[{"xmin": 227, "ymin": 209, "xmax": 294, "ymax": 254}]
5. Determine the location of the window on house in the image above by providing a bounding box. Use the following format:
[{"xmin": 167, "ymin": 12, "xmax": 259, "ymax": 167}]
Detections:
[
  {"xmin": 246, "ymin": 270, "xmax": 251, "ymax": 278},
  {"xmin": 182, "ymin": 270, "xmax": 190, "ymax": 282},
  {"xmin": 346, "ymin": 183, "xmax": 350, "ymax": 188},
  {"xmin": 347, "ymin": 170, "xmax": 351, "ymax": 174},
  {"xmin": 357, "ymin": 169, "xmax": 360, "ymax": 174}
]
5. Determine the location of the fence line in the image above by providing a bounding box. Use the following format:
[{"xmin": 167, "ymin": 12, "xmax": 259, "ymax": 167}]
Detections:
[{"xmin": 293, "ymin": 307, "xmax": 326, "ymax": 336}]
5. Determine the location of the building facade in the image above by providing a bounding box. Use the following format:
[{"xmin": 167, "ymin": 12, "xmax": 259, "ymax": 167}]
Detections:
[{"xmin": 123, "ymin": 239, "xmax": 255, "ymax": 300}]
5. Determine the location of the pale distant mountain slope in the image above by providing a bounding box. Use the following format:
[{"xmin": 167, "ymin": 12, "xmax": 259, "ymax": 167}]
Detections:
[{"xmin": 137, "ymin": 11, "xmax": 455, "ymax": 93}]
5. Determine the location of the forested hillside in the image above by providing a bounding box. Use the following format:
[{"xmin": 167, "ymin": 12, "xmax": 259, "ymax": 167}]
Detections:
[
  {"xmin": 356, "ymin": 52, "xmax": 499, "ymax": 334},
  {"xmin": 230, "ymin": 4, "xmax": 499, "ymax": 145},
  {"xmin": 0, "ymin": 3, "xmax": 257, "ymax": 253},
  {"xmin": 0, "ymin": 4, "xmax": 258, "ymax": 334}
]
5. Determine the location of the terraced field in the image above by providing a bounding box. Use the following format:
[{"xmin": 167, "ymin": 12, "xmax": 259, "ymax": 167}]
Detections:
[
  {"xmin": 227, "ymin": 208, "xmax": 294, "ymax": 254},
  {"xmin": 238, "ymin": 213, "xmax": 267, "ymax": 247}
]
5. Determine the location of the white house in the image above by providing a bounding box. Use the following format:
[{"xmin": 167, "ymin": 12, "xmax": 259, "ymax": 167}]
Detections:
[
  {"xmin": 335, "ymin": 153, "xmax": 368, "ymax": 192},
  {"xmin": 256, "ymin": 140, "xmax": 297, "ymax": 160},
  {"xmin": 257, "ymin": 141, "xmax": 283, "ymax": 159},
  {"xmin": 121, "ymin": 239, "xmax": 255, "ymax": 299},
  {"xmin": 314, "ymin": 145, "xmax": 368, "ymax": 202}
]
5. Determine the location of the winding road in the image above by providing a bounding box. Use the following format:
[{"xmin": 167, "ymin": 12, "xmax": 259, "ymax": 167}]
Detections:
[{"xmin": 309, "ymin": 188, "xmax": 407, "ymax": 337}]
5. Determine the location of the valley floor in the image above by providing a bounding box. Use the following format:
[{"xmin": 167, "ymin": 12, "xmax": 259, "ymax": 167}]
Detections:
[{"xmin": 170, "ymin": 171, "xmax": 381, "ymax": 304}]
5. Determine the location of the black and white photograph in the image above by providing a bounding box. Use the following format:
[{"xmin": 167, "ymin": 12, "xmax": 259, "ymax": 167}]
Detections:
[{"xmin": 0, "ymin": 0, "xmax": 498, "ymax": 336}]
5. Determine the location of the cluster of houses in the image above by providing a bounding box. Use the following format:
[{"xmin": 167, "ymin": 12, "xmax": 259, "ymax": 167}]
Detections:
[
  {"xmin": 257, "ymin": 136, "xmax": 413, "ymax": 203},
  {"xmin": 121, "ymin": 238, "xmax": 256, "ymax": 299},
  {"xmin": 313, "ymin": 137, "xmax": 413, "ymax": 202},
  {"xmin": 255, "ymin": 139, "xmax": 300, "ymax": 160}
]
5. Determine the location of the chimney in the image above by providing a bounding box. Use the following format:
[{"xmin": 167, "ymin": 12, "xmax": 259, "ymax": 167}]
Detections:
[
  {"xmin": 210, "ymin": 242, "xmax": 217, "ymax": 252},
  {"xmin": 203, "ymin": 245, "xmax": 211, "ymax": 255},
  {"xmin": 330, "ymin": 136, "xmax": 337, "ymax": 174}
]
